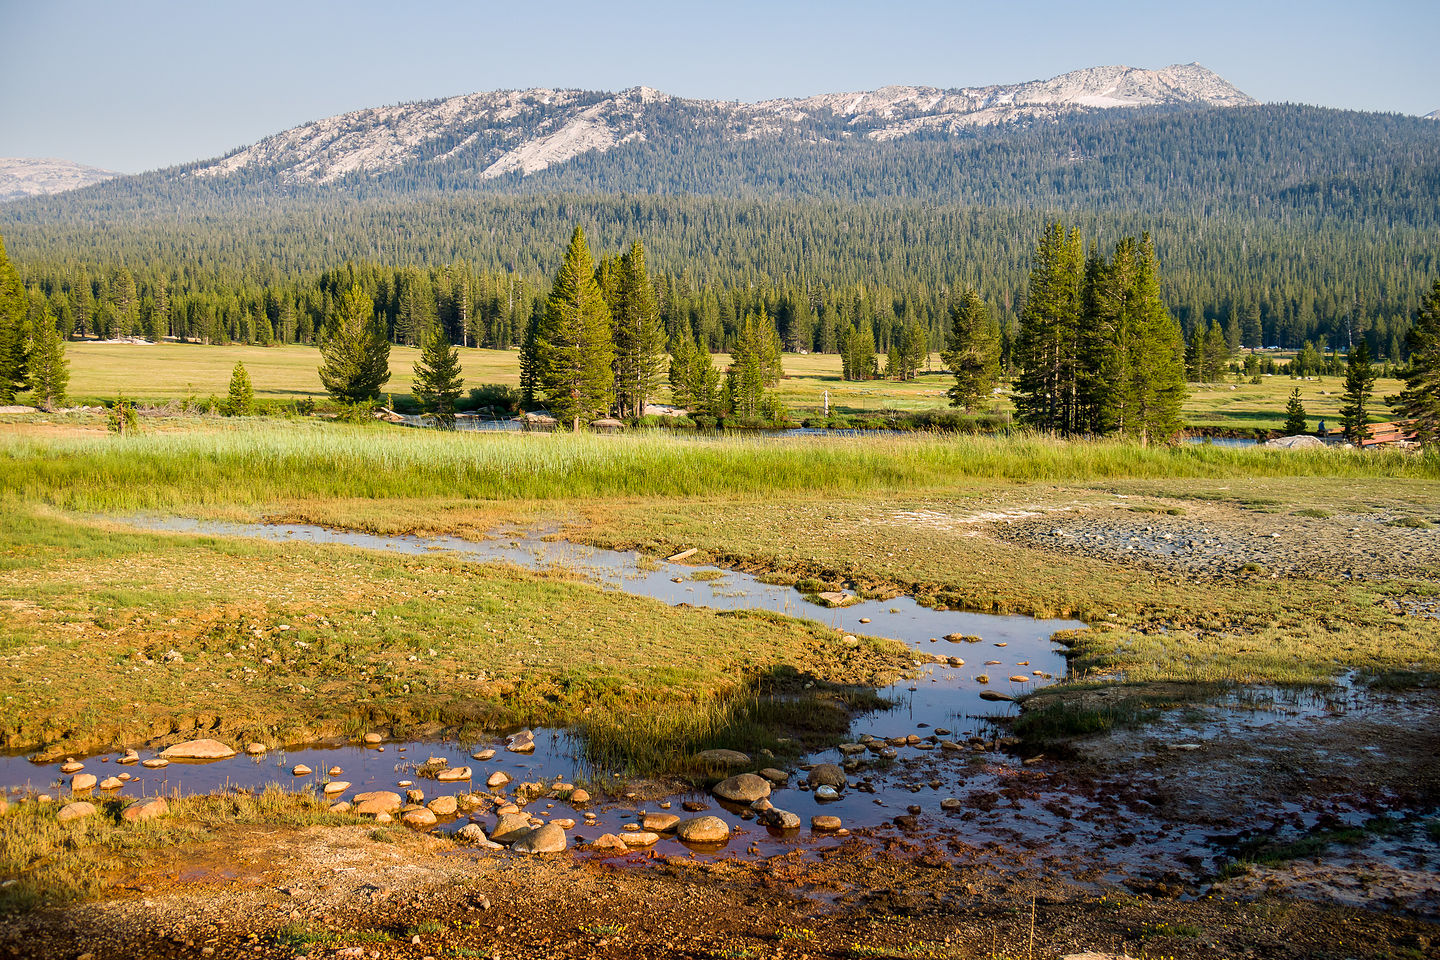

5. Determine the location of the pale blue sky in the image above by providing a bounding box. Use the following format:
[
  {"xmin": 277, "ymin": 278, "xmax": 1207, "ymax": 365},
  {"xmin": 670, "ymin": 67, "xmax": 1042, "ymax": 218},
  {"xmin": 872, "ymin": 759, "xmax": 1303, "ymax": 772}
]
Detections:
[{"xmin": 2, "ymin": 0, "xmax": 1437, "ymax": 173}]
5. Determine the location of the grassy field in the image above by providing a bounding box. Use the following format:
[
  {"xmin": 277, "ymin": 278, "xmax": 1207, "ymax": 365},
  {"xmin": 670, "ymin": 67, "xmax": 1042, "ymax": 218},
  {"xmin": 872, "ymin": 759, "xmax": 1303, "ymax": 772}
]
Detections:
[{"xmin": 43, "ymin": 341, "xmax": 1403, "ymax": 431}]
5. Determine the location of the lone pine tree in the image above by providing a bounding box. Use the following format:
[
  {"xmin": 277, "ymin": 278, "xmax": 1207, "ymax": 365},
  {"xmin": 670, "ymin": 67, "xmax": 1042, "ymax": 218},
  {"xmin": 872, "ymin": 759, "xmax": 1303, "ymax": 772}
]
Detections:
[
  {"xmin": 224, "ymin": 361, "xmax": 254, "ymax": 416},
  {"xmin": 1339, "ymin": 340, "xmax": 1376, "ymax": 443},
  {"xmin": 28, "ymin": 309, "xmax": 69, "ymax": 412},
  {"xmin": 319, "ymin": 284, "xmax": 391, "ymax": 405},
  {"xmin": 610, "ymin": 240, "xmax": 667, "ymax": 419},
  {"xmin": 413, "ymin": 324, "xmax": 465, "ymax": 428},
  {"xmin": 942, "ymin": 288, "xmax": 1001, "ymax": 411},
  {"xmin": 1284, "ymin": 387, "xmax": 1308, "ymax": 435}
]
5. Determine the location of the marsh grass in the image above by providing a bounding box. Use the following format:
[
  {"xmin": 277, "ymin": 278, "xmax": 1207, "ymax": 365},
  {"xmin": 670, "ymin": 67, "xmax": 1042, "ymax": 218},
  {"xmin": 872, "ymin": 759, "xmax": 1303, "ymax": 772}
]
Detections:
[{"xmin": 2, "ymin": 422, "xmax": 1434, "ymax": 516}]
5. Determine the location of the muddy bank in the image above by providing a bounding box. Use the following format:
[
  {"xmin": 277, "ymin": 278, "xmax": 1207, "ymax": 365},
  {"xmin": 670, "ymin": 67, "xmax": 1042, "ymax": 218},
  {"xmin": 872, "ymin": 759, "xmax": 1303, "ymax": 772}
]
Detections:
[{"xmin": 4, "ymin": 822, "xmax": 1436, "ymax": 960}]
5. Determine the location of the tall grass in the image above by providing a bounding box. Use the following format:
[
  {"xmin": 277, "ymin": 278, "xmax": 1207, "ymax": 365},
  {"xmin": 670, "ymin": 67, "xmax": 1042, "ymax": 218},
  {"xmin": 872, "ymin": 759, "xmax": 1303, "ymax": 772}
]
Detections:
[{"xmin": 2, "ymin": 421, "xmax": 1435, "ymax": 511}]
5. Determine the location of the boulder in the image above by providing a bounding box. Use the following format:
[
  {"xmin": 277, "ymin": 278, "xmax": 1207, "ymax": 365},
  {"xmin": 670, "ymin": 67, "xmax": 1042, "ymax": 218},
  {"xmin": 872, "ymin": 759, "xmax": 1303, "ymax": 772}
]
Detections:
[
  {"xmin": 486, "ymin": 771, "xmax": 511, "ymax": 789},
  {"xmin": 511, "ymin": 823, "xmax": 566, "ymax": 854},
  {"xmin": 160, "ymin": 738, "xmax": 235, "ymax": 760},
  {"xmin": 70, "ymin": 773, "xmax": 97, "ymax": 791},
  {"xmin": 568, "ymin": 788, "xmax": 591, "ymax": 804},
  {"xmin": 675, "ymin": 816, "xmax": 730, "ymax": 844},
  {"xmin": 57, "ymin": 801, "xmax": 96, "ymax": 823},
  {"xmin": 323, "ymin": 781, "xmax": 351, "ymax": 796},
  {"xmin": 696, "ymin": 749, "xmax": 750, "ymax": 767},
  {"xmin": 121, "ymin": 797, "xmax": 169, "ymax": 823},
  {"xmin": 352, "ymin": 792, "xmax": 402, "ymax": 816},
  {"xmin": 329, "ymin": 801, "xmax": 351, "ymax": 813},
  {"xmin": 437, "ymin": 766, "xmax": 472, "ymax": 782},
  {"xmin": 99, "ymin": 777, "xmax": 124, "ymax": 790},
  {"xmin": 60, "ymin": 761, "xmax": 84, "ymax": 774},
  {"xmin": 758, "ymin": 768, "xmax": 789, "ymax": 783},
  {"xmin": 642, "ymin": 813, "xmax": 680, "ymax": 832},
  {"xmin": 712, "ymin": 773, "xmax": 770, "ymax": 804},
  {"xmin": 427, "ymin": 796, "xmax": 458, "ymax": 816},
  {"xmin": 141, "ymin": 758, "xmax": 169, "ymax": 768},
  {"xmin": 490, "ymin": 813, "xmax": 535, "ymax": 844},
  {"xmin": 621, "ymin": 831, "xmax": 661, "ymax": 847},
  {"xmin": 505, "ymin": 730, "xmax": 536, "ymax": 753},
  {"xmin": 817, "ymin": 591, "xmax": 853, "ymax": 607},
  {"xmin": 806, "ymin": 764, "xmax": 846, "ymax": 789},
  {"xmin": 456, "ymin": 823, "xmax": 503, "ymax": 849},
  {"xmin": 811, "ymin": 815, "xmax": 843, "ymax": 832},
  {"xmin": 471, "ymin": 748, "xmax": 496, "ymax": 761},
  {"xmin": 978, "ymin": 691, "xmax": 1013, "ymax": 702},
  {"xmin": 291, "ymin": 764, "xmax": 313, "ymax": 776},
  {"xmin": 363, "ymin": 732, "xmax": 384, "ymax": 745},
  {"xmin": 1265, "ymin": 435, "xmax": 1323, "ymax": 449},
  {"xmin": 117, "ymin": 750, "xmax": 139, "ymax": 765}
]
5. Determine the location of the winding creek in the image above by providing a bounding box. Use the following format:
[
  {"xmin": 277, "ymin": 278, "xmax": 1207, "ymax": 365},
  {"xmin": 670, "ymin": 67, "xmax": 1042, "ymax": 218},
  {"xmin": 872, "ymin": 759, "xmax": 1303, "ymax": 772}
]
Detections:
[{"xmin": 5, "ymin": 519, "xmax": 1435, "ymax": 907}]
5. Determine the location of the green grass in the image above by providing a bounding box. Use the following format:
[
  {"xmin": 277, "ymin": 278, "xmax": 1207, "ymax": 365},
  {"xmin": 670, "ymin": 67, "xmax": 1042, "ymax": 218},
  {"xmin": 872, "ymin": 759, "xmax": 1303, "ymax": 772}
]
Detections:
[
  {"xmin": 2, "ymin": 420, "xmax": 1434, "ymax": 517},
  {"xmin": 30, "ymin": 340, "xmax": 1411, "ymax": 430}
]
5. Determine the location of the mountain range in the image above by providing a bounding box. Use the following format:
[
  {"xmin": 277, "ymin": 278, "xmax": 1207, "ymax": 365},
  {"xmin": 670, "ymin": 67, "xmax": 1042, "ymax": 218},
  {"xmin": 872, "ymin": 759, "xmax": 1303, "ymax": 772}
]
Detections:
[{"xmin": 187, "ymin": 62, "xmax": 1254, "ymax": 186}]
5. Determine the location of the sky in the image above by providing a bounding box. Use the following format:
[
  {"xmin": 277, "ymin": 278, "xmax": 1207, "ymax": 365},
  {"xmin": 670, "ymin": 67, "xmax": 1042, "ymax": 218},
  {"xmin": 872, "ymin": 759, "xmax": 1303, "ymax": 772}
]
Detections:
[{"xmin": 2, "ymin": 0, "xmax": 1437, "ymax": 173}]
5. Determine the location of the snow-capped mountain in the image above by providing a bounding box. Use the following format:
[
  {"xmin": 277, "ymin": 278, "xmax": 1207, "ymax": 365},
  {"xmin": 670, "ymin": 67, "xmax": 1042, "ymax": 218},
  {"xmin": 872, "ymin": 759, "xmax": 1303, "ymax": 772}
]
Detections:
[
  {"xmin": 1425, "ymin": 109, "xmax": 1440, "ymax": 120},
  {"xmin": 0, "ymin": 157, "xmax": 117, "ymax": 201},
  {"xmin": 193, "ymin": 63, "xmax": 1255, "ymax": 185}
]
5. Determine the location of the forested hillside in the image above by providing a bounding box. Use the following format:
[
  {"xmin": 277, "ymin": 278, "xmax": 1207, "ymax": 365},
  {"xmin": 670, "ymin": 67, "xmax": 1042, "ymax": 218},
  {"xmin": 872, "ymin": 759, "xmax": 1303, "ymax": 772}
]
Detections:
[{"xmin": 2, "ymin": 102, "xmax": 1438, "ymax": 360}]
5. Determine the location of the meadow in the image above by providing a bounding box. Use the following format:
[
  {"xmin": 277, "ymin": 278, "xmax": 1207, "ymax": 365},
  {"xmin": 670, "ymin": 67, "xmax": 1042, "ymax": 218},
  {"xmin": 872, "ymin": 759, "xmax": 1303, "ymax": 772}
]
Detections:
[{"xmin": 52, "ymin": 341, "xmax": 1405, "ymax": 431}]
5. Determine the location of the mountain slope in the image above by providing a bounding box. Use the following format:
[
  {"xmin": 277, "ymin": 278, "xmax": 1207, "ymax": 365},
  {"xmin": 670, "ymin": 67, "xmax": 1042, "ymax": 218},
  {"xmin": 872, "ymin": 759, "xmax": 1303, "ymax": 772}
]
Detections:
[
  {"xmin": 189, "ymin": 63, "xmax": 1254, "ymax": 186},
  {"xmin": 0, "ymin": 158, "xmax": 117, "ymax": 202}
]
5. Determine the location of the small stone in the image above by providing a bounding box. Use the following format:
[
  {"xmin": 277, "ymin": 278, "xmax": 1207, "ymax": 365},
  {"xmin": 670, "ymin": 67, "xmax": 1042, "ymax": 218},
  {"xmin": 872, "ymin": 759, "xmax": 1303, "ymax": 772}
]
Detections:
[
  {"xmin": 456, "ymin": 823, "xmax": 503, "ymax": 849},
  {"xmin": 291, "ymin": 764, "xmax": 312, "ymax": 776},
  {"xmin": 490, "ymin": 813, "xmax": 535, "ymax": 844},
  {"xmin": 436, "ymin": 766, "xmax": 471, "ymax": 782},
  {"xmin": 121, "ymin": 797, "xmax": 169, "ymax": 823},
  {"xmin": 406, "ymin": 789, "xmax": 425, "ymax": 804},
  {"xmin": 403, "ymin": 808, "xmax": 438, "ymax": 827},
  {"xmin": 117, "ymin": 750, "xmax": 139, "ymax": 765},
  {"xmin": 806, "ymin": 764, "xmax": 846, "ymax": 789},
  {"xmin": 323, "ymin": 781, "xmax": 351, "ymax": 796},
  {"xmin": 568, "ymin": 788, "xmax": 590, "ymax": 804},
  {"xmin": 587, "ymin": 833, "xmax": 629, "ymax": 852},
  {"xmin": 941, "ymin": 798, "xmax": 963, "ymax": 811},
  {"xmin": 505, "ymin": 729, "xmax": 536, "ymax": 753},
  {"xmin": 245, "ymin": 742, "xmax": 267, "ymax": 755},
  {"xmin": 642, "ymin": 813, "xmax": 680, "ymax": 832},
  {"xmin": 70, "ymin": 773, "xmax": 97, "ymax": 791},
  {"xmin": 758, "ymin": 808, "xmax": 801, "ymax": 830},
  {"xmin": 815, "ymin": 785, "xmax": 840, "ymax": 801},
  {"xmin": 470, "ymin": 748, "xmax": 496, "ymax": 761},
  {"xmin": 329, "ymin": 801, "xmax": 351, "ymax": 813},
  {"xmin": 428, "ymin": 796, "xmax": 458, "ymax": 816},
  {"xmin": 60, "ymin": 761, "xmax": 84, "ymax": 774},
  {"xmin": 141, "ymin": 758, "xmax": 169, "ymax": 768},
  {"xmin": 99, "ymin": 777, "xmax": 124, "ymax": 790},
  {"xmin": 363, "ymin": 733, "xmax": 384, "ymax": 745},
  {"xmin": 621, "ymin": 830, "xmax": 660, "ymax": 847},
  {"xmin": 486, "ymin": 771, "xmax": 510, "ymax": 789},
  {"xmin": 352, "ymin": 791, "xmax": 402, "ymax": 816},
  {"xmin": 675, "ymin": 816, "xmax": 730, "ymax": 844},
  {"xmin": 58, "ymin": 801, "xmax": 97, "ymax": 823},
  {"xmin": 328, "ymin": 766, "xmax": 342, "ymax": 776},
  {"xmin": 681, "ymin": 800, "xmax": 709, "ymax": 812},
  {"xmin": 811, "ymin": 815, "xmax": 843, "ymax": 832}
]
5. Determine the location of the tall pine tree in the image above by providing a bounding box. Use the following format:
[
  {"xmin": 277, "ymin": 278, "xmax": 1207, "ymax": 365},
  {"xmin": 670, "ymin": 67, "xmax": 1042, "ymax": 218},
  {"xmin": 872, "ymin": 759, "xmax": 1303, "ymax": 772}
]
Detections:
[
  {"xmin": 1339, "ymin": 340, "xmax": 1376, "ymax": 444},
  {"xmin": 1014, "ymin": 222, "xmax": 1085, "ymax": 432},
  {"xmin": 942, "ymin": 288, "xmax": 1000, "ymax": 411},
  {"xmin": 0, "ymin": 235, "xmax": 30, "ymax": 403},
  {"xmin": 319, "ymin": 284, "xmax": 391, "ymax": 405},
  {"xmin": 28, "ymin": 307, "xmax": 69, "ymax": 411},
  {"xmin": 536, "ymin": 226, "xmax": 614, "ymax": 429},
  {"xmin": 611, "ymin": 240, "xmax": 667, "ymax": 418}
]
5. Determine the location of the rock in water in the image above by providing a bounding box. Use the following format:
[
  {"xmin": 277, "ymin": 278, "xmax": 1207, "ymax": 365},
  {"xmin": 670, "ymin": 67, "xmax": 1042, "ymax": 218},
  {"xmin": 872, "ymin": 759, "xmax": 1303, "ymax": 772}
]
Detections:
[
  {"xmin": 291, "ymin": 764, "xmax": 312, "ymax": 776},
  {"xmin": 490, "ymin": 813, "xmax": 535, "ymax": 844},
  {"xmin": 70, "ymin": 773, "xmax": 97, "ymax": 791},
  {"xmin": 505, "ymin": 729, "xmax": 536, "ymax": 753},
  {"xmin": 587, "ymin": 833, "xmax": 629, "ymax": 852},
  {"xmin": 402, "ymin": 808, "xmax": 437, "ymax": 827},
  {"xmin": 456, "ymin": 823, "xmax": 502, "ymax": 849},
  {"xmin": 621, "ymin": 830, "xmax": 660, "ymax": 847},
  {"xmin": 245, "ymin": 742, "xmax": 267, "ymax": 755},
  {"xmin": 712, "ymin": 773, "xmax": 771, "ymax": 803},
  {"xmin": 122, "ymin": 797, "xmax": 169, "ymax": 823},
  {"xmin": 511, "ymin": 823, "xmax": 566, "ymax": 854},
  {"xmin": 675, "ymin": 816, "xmax": 730, "ymax": 843},
  {"xmin": 568, "ymin": 788, "xmax": 590, "ymax": 804},
  {"xmin": 806, "ymin": 764, "xmax": 846, "ymax": 789},
  {"xmin": 642, "ymin": 813, "xmax": 680, "ymax": 832},
  {"xmin": 160, "ymin": 738, "xmax": 236, "ymax": 760},
  {"xmin": 323, "ymin": 781, "xmax": 351, "ymax": 796},
  {"xmin": 811, "ymin": 815, "xmax": 843, "ymax": 832},
  {"xmin": 352, "ymin": 791, "xmax": 402, "ymax": 816},
  {"xmin": 99, "ymin": 777, "xmax": 124, "ymax": 790},
  {"xmin": 758, "ymin": 808, "xmax": 801, "ymax": 830},
  {"xmin": 436, "ymin": 766, "xmax": 471, "ymax": 782}
]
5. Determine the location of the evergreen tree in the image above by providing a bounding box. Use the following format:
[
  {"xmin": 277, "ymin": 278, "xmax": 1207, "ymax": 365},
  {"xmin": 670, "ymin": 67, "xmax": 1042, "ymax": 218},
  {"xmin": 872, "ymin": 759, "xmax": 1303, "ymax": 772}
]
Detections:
[
  {"xmin": 319, "ymin": 284, "xmax": 391, "ymax": 405},
  {"xmin": 536, "ymin": 226, "xmax": 614, "ymax": 428},
  {"xmin": 611, "ymin": 240, "xmax": 667, "ymax": 418},
  {"xmin": 224, "ymin": 361, "xmax": 254, "ymax": 416},
  {"xmin": 28, "ymin": 308, "xmax": 69, "ymax": 411},
  {"xmin": 0, "ymin": 235, "xmax": 30, "ymax": 403},
  {"xmin": 1123, "ymin": 235, "xmax": 1188, "ymax": 445},
  {"xmin": 413, "ymin": 324, "xmax": 464, "ymax": 428},
  {"xmin": 1390, "ymin": 278, "xmax": 1440, "ymax": 446},
  {"xmin": 942, "ymin": 288, "xmax": 1000, "ymax": 410},
  {"xmin": 1339, "ymin": 340, "xmax": 1376, "ymax": 444},
  {"xmin": 518, "ymin": 299, "xmax": 542, "ymax": 405},
  {"xmin": 1283, "ymin": 387, "xmax": 1308, "ymax": 435},
  {"xmin": 1014, "ymin": 222, "xmax": 1085, "ymax": 432},
  {"xmin": 725, "ymin": 312, "xmax": 767, "ymax": 419}
]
